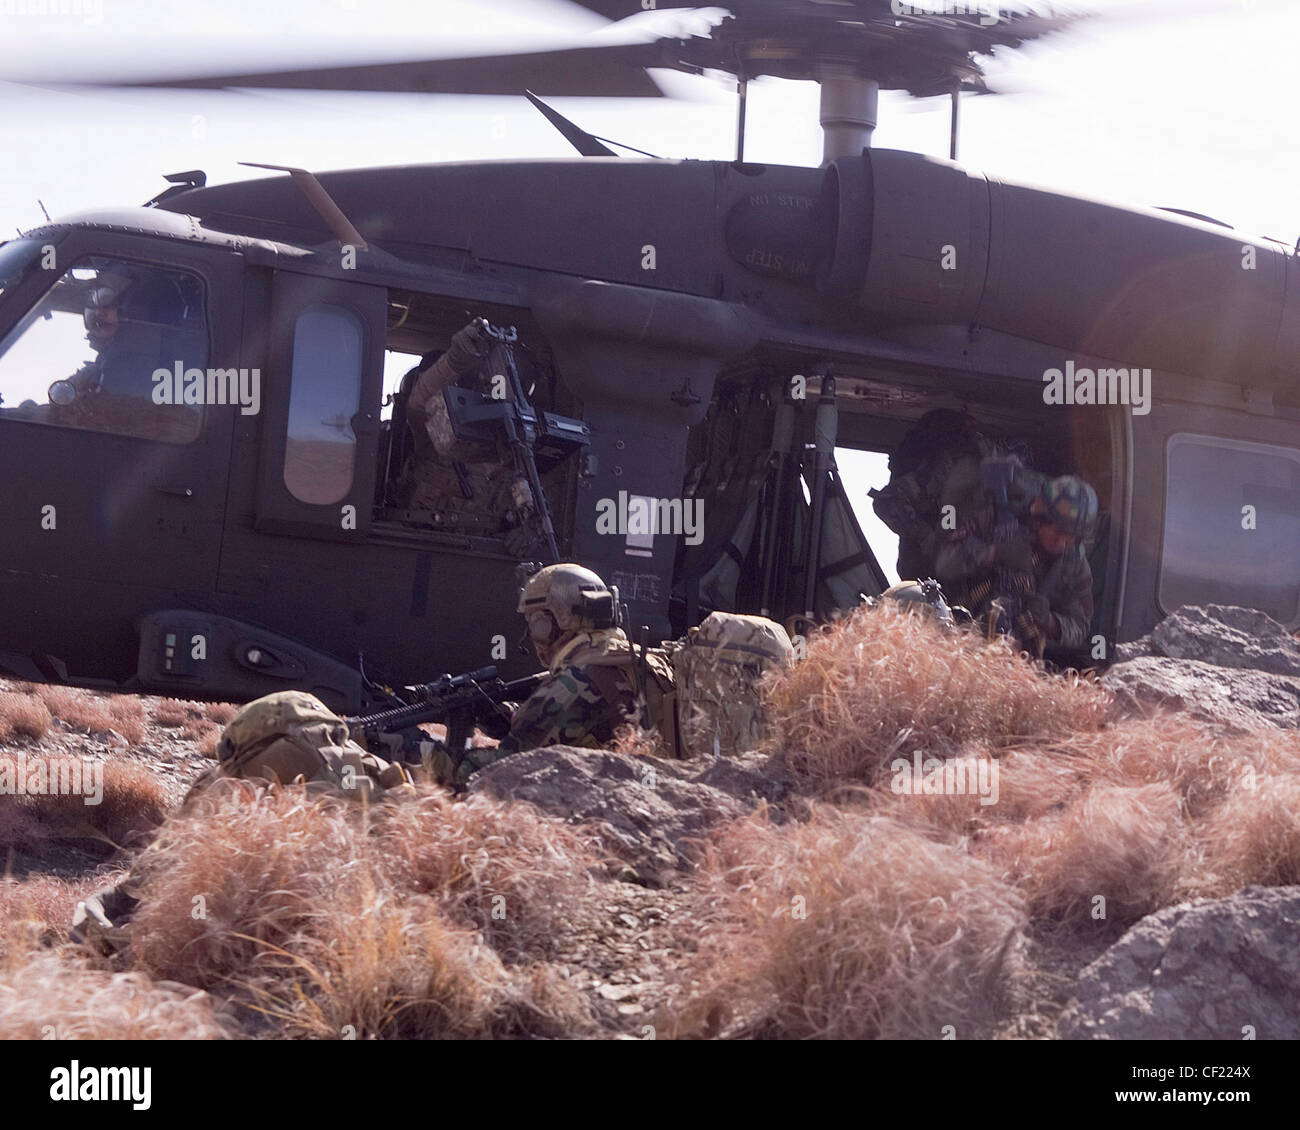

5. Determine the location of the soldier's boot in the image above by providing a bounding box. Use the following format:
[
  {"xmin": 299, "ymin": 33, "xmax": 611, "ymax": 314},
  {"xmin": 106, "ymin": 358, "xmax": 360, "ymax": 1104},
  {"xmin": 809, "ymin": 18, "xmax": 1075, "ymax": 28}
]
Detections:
[{"xmin": 71, "ymin": 877, "xmax": 140, "ymax": 955}]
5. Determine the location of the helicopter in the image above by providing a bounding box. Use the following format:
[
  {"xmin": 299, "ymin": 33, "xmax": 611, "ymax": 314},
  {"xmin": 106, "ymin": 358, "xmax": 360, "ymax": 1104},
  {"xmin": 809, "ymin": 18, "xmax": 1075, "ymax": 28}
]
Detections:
[{"xmin": 0, "ymin": 0, "xmax": 1296, "ymax": 713}]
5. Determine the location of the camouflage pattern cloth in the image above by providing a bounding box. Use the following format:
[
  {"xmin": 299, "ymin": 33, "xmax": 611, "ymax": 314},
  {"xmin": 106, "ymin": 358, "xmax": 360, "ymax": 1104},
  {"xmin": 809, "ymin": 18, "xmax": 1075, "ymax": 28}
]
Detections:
[
  {"xmin": 934, "ymin": 499, "xmax": 1094, "ymax": 654},
  {"xmin": 872, "ymin": 433, "xmax": 1000, "ymax": 580},
  {"xmin": 934, "ymin": 461, "xmax": 1050, "ymax": 580},
  {"xmin": 673, "ymin": 612, "xmax": 792, "ymax": 758},
  {"xmin": 73, "ymin": 691, "xmax": 413, "ymax": 954},
  {"xmin": 438, "ymin": 628, "xmax": 642, "ymax": 788},
  {"xmin": 192, "ymin": 690, "xmax": 412, "ymax": 801},
  {"xmin": 396, "ymin": 341, "xmax": 529, "ymax": 533}
]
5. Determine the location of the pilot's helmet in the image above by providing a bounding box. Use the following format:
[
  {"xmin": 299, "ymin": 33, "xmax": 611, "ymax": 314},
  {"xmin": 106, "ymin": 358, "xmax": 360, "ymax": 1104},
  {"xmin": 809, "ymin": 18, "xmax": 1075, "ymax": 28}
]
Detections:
[{"xmin": 83, "ymin": 286, "xmax": 120, "ymax": 349}]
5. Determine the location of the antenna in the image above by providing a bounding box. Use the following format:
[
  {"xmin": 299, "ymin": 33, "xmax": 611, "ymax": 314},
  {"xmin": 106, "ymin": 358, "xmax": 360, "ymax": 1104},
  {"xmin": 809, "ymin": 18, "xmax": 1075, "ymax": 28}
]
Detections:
[{"xmin": 239, "ymin": 162, "xmax": 369, "ymax": 250}]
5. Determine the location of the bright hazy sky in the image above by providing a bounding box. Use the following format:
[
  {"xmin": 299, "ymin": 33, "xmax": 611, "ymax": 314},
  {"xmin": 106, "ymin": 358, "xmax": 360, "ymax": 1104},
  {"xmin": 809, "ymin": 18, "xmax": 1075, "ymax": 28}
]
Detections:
[{"xmin": 2, "ymin": 0, "xmax": 1296, "ymax": 579}]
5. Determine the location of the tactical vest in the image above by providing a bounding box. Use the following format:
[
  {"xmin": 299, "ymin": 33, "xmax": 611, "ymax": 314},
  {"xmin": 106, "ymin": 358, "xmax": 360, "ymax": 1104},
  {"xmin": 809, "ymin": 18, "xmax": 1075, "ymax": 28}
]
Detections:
[
  {"xmin": 551, "ymin": 630, "xmax": 681, "ymax": 757},
  {"xmin": 565, "ymin": 614, "xmax": 793, "ymax": 759}
]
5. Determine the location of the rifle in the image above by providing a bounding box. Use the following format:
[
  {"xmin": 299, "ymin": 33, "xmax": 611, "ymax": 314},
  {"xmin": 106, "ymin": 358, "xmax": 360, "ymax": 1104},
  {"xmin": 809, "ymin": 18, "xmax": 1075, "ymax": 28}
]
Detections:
[
  {"xmin": 979, "ymin": 455, "xmax": 1044, "ymax": 656},
  {"xmin": 482, "ymin": 321, "xmax": 559, "ymax": 561},
  {"xmin": 347, "ymin": 665, "xmax": 546, "ymax": 765}
]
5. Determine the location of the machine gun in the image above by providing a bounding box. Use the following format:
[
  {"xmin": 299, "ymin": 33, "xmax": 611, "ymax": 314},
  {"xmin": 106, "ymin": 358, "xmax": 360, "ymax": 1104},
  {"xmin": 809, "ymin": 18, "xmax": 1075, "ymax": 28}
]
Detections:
[
  {"xmin": 441, "ymin": 320, "xmax": 589, "ymax": 563},
  {"xmin": 347, "ymin": 665, "xmax": 545, "ymax": 766}
]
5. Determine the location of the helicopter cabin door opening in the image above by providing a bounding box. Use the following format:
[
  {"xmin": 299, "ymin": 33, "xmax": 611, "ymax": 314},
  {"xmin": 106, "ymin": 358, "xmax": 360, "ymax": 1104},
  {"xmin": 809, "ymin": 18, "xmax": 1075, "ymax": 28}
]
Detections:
[{"xmin": 677, "ymin": 359, "xmax": 1124, "ymax": 665}]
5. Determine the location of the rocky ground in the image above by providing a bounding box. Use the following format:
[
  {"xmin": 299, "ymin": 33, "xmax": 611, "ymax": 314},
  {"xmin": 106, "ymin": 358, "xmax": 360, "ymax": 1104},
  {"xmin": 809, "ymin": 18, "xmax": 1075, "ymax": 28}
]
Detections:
[{"xmin": 3, "ymin": 603, "xmax": 1300, "ymax": 1039}]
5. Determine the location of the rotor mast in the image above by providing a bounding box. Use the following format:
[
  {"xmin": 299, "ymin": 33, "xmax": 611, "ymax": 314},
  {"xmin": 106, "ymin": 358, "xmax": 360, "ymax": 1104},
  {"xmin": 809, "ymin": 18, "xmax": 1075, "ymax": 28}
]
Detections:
[{"xmin": 816, "ymin": 64, "xmax": 879, "ymax": 163}]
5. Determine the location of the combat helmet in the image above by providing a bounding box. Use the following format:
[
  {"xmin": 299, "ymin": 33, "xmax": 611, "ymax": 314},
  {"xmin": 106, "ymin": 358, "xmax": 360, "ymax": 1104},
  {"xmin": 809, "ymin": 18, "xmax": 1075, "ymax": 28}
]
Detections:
[
  {"xmin": 878, "ymin": 577, "xmax": 957, "ymax": 626},
  {"xmin": 518, "ymin": 563, "xmax": 619, "ymax": 650},
  {"xmin": 217, "ymin": 691, "xmax": 349, "ymax": 777},
  {"xmin": 1039, "ymin": 476, "xmax": 1099, "ymax": 541}
]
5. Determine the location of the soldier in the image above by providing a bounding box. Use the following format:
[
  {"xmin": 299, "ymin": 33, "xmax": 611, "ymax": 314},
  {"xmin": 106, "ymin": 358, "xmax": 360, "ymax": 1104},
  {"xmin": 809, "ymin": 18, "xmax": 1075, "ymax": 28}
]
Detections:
[
  {"xmin": 433, "ymin": 563, "xmax": 672, "ymax": 788},
  {"xmin": 72, "ymin": 690, "xmax": 413, "ymax": 951},
  {"xmin": 874, "ymin": 577, "xmax": 961, "ymax": 628},
  {"xmin": 871, "ymin": 409, "xmax": 999, "ymax": 581},
  {"xmin": 934, "ymin": 469, "xmax": 1098, "ymax": 657},
  {"xmin": 395, "ymin": 319, "xmax": 538, "ymax": 554}
]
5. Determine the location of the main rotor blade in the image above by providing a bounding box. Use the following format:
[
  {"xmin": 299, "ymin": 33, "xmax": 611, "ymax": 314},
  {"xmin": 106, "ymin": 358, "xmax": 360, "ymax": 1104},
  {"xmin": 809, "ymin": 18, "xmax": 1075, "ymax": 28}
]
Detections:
[{"xmin": 103, "ymin": 43, "xmax": 679, "ymax": 98}]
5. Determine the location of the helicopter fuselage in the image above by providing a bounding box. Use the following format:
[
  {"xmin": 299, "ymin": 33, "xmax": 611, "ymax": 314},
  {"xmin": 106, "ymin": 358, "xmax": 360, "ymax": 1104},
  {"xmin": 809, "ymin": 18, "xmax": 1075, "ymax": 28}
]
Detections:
[{"xmin": 0, "ymin": 151, "xmax": 1295, "ymax": 708}]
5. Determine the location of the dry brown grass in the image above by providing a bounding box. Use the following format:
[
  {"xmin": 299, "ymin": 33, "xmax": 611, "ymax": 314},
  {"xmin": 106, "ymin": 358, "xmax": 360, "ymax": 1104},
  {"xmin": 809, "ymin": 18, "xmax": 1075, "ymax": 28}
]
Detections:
[
  {"xmin": 150, "ymin": 699, "xmax": 192, "ymax": 727},
  {"xmin": 128, "ymin": 781, "xmax": 367, "ymax": 990},
  {"xmin": 1183, "ymin": 772, "xmax": 1300, "ymax": 898},
  {"xmin": 238, "ymin": 886, "xmax": 591, "ymax": 1039},
  {"xmin": 0, "ymin": 691, "xmax": 52, "ymax": 742},
  {"xmin": 612, "ymin": 723, "xmax": 671, "ymax": 759},
  {"xmin": 0, "ymin": 947, "xmax": 236, "ymax": 1039},
  {"xmin": 767, "ymin": 606, "xmax": 1110, "ymax": 789},
  {"xmin": 374, "ymin": 790, "xmax": 603, "ymax": 962},
  {"xmin": 672, "ymin": 805, "xmax": 1028, "ymax": 1040},
  {"xmin": 979, "ymin": 781, "xmax": 1189, "ymax": 931},
  {"xmin": 0, "ymin": 874, "xmax": 112, "ymax": 958},
  {"xmin": 203, "ymin": 702, "xmax": 239, "ymax": 726},
  {"xmin": 1043, "ymin": 715, "xmax": 1300, "ymax": 819},
  {"xmin": 123, "ymin": 780, "xmax": 598, "ymax": 1037},
  {"xmin": 30, "ymin": 687, "xmax": 145, "ymax": 745},
  {"xmin": 1, "ymin": 759, "xmax": 168, "ymax": 851}
]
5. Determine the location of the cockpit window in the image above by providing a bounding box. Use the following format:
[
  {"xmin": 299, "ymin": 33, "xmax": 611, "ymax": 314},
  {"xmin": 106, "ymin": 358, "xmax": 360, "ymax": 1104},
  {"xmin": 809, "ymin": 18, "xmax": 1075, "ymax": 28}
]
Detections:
[
  {"xmin": 0, "ymin": 255, "xmax": 208, "ymax": 443},
  {"xmin": 0, "ymin": 239, "xmax": 43, "ymax": 300}
]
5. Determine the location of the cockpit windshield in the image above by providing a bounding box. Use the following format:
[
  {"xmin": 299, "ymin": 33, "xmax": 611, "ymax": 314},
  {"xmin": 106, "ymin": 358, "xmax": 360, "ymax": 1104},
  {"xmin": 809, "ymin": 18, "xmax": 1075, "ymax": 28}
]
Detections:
[{"xmin": 0, "ymin": 239, "xmax": 43, "ymax": 301}]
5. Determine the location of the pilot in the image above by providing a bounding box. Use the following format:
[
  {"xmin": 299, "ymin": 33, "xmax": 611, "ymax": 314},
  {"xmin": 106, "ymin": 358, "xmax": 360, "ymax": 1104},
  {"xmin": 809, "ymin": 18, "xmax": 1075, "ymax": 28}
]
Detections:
[
  {"xmin": 396, "ymin": 318, "xmax": 539, "ymax": 554},
  {"xmin": 66, "ymin": 283, "xmax": 168, "ymax": 402},
  {"xmin": 934, "ymin": 469, "xmax": 1098, "ymax": 658},
  {"xmin": 428, "ymin": 563, "xmax": 666, "ymax": 788}
]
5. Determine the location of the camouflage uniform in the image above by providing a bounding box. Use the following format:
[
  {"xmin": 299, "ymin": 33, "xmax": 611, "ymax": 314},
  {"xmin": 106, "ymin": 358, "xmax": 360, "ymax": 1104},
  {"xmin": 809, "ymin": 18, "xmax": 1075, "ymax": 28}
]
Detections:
[
  {"xmin": 396, "ymin": 324, "xmax": 532, "ymax": 537},
  {"xmin": 440, "ymin": 628, "xmax": 640, "ymax": 788},
  {"xmin": 72, "ymin": 691, "xmax": 412, "ymax": 952},
  {"xmin": 204, "ymin": 690, "xmax": 413, "ymax": 797},
  {"xmin": 934, "ymin": 465, "xmax": 1095, "ymax": 653},
  {"xmin": 872, "ymin": 432, "xmax": 999, "ymax": 580}
]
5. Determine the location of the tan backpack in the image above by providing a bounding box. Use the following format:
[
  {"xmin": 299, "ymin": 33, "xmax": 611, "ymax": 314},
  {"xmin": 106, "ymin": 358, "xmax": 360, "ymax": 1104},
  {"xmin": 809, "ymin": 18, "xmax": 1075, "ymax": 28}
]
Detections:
[{"xmin": 669, "ymin": 612, "xmax": 794, "ymax": 758}]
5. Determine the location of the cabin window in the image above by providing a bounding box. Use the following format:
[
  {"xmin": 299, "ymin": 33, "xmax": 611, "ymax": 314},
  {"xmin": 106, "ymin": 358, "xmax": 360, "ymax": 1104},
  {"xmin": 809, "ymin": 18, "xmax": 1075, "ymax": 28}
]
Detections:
[
  {"xmin": 283, "ymin": 303, "xmax": 363, "ymax": 505},
  {"xmin": 1160, "ymin": 433, "xmax": 1300, "ymax": 623},
  {"xmin": 0, "ymin": 256, "xmax": 207, "ymax": 443}
]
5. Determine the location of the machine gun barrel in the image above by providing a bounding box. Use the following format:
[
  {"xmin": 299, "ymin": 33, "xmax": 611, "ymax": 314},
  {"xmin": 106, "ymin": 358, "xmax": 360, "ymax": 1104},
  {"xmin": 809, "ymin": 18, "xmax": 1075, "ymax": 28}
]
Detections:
[{"xmin": 345, "ymin": 667, "xmax": 545, "ymax": 761}]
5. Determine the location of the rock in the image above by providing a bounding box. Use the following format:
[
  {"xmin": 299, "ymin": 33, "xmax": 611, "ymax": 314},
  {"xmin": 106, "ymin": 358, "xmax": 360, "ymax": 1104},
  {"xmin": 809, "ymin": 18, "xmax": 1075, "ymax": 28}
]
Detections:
[
  {"xmin": 1060, "ymin": 886, "xmax": 1300, "ymax": 1039},
  {"xmin": 469, "ymin": 746, "xmax": 793, "ymax": 876},
  {"xmin": 1103, "ymin": 655, "xmax": 1300, "ymax": 731},
  {"xmin": 1107, "ymin": 605, "xmax": 1300, "ymax": 731},
  {"xmin": 1117, "ymin": 605, "xmax": 1300, "ymax": 677}
]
